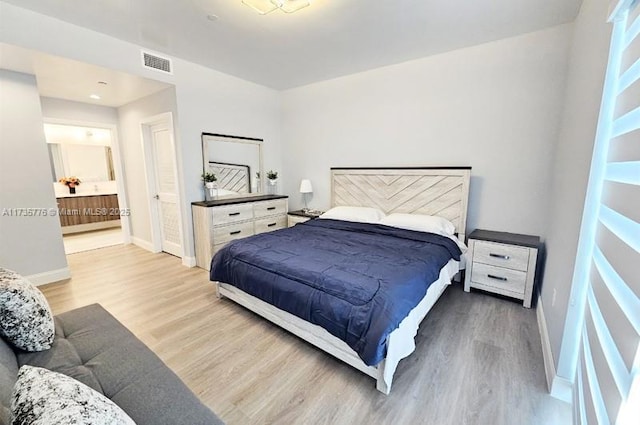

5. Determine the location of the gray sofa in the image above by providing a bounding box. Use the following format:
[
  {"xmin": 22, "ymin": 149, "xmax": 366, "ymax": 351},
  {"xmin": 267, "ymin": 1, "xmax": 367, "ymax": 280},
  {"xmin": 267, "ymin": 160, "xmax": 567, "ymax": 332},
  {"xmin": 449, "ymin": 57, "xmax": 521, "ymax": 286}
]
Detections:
[{"xmin": 0, "ymin": 304, "xmax": 224, "ymax": 425}]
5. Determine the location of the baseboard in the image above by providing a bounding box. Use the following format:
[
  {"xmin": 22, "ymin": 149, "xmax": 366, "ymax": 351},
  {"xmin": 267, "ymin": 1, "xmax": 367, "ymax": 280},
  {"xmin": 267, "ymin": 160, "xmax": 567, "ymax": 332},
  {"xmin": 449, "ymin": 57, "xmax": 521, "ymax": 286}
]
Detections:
[
  {"xmin": 537, "ymin": 298, "xmax": 573, "ymax": 404},
  {"xmin": 182, "ymin": 256, "xmax": 196, "ymax": 268},
  {"xmin": 131, "ymin": 237, "xmax": 159, "ymax": 253},
  {"xmin": 26, "ymin": 267, "xmax": 71, "ymax": 286},
  {"xmin": 537, "ymin": 299, "xmax": 555, "ymax": 392}
]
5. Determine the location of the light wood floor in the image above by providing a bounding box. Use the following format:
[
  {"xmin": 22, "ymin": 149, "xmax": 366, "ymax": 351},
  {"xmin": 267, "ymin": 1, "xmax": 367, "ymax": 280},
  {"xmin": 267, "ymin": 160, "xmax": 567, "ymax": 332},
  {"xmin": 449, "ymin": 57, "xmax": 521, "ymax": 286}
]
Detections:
[
  {"xmin": 63, "ymin": 227, "xmax": 123, "ymax": 254},
  {"xmin": 41, "ymin": 245, "xmax": 571, "ymax": 425}
]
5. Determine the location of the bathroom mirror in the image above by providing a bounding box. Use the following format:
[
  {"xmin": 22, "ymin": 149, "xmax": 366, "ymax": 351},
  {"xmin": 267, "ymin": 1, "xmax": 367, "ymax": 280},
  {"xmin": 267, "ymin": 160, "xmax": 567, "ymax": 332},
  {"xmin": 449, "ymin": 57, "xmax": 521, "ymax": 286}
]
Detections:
[
  {"xmin": 48, "ymin": 144, "xmax": 115, "ymax": 182},
  {"xmin": 44, "ymin": 123, "xmax": 115, "ymax": 182},
  {"xmin": 201, "ymin": 133, "xmax": 264, "ymax": 198}
]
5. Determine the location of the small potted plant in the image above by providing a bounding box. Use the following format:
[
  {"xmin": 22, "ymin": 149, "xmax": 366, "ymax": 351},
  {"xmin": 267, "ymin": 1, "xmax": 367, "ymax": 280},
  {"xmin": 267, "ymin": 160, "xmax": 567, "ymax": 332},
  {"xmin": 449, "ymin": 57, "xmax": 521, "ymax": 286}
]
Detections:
[
  {"xmin": 266, "ymin": 170, "xmax": 278, "ymax": 194},
  {"xmin": 266, "ymin": 170, "xmax": 278, "ymax": 184},
  {"xmin": 59, "ymin": 176, "xmax": 81, "ymax": 194},
  {"xmin": 202, "ymin": 172, "xmax": 217, "ymax": 200},
  {"xmin": 202, "ymin": 172, "xmax": 217, "ymax": 187}
]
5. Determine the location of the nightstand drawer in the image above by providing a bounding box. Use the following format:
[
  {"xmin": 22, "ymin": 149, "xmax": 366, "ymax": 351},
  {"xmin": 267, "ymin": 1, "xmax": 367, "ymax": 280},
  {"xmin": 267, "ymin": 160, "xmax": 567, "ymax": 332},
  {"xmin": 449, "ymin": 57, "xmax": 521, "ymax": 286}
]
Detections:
[
  {"xmin": 254, "ymin": 199, "xmax": 287, "ymax": 218},
  {"xmin": 213, "ymin": 221, "xmax": 255, "ymax": 244},
  {"xmin": 255, "ymin": 215, "xmax": 287, "ymax": 234},
  {"xmin": 470, "ymin": 263, "xmax": 526, "ymax": 295},
  {"xmin": 473, "ymin": 240, "xmax": 530, "ymax": 272},
  {"xmin": 211, "ymin": 204, "xmax": 254, "ymax": 226}
]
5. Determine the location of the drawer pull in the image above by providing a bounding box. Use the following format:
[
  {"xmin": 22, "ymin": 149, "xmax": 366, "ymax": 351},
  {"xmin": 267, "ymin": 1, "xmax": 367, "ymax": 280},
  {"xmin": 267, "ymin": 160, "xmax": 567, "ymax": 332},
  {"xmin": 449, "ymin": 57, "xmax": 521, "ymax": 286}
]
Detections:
[
  {"xmin": 267, "ymin": 206, "xmax": 276, "ymax": 211},
  {"xmin": 228, "ymin": 212, "xmax": 241, "ymax": 217},
  {"xmin": 267, "ymin": 223, "xmax": 277, "ymax": 227},
  {"xmin": 230, "ymin": 230, "xmax": 242, "ymax": 235},
  {"xmin": 487, "ymin": 274, "xmax": 508, "ymax": 282},
  {"xmin": 489, "ymin": 253, "xmax": 510, "ymax": 260}
]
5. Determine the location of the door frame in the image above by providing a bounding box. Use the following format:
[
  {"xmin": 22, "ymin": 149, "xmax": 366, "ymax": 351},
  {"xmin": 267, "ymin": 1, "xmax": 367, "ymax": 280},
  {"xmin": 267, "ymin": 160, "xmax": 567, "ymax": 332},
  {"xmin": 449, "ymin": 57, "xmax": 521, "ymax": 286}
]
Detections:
[
  {"xmin": 43, "ymin": 117, "xmax": 132, "ymax": 244},
  {"xmin": 139, "ymin": 112, "xmax": 185, "ymax": 259}
]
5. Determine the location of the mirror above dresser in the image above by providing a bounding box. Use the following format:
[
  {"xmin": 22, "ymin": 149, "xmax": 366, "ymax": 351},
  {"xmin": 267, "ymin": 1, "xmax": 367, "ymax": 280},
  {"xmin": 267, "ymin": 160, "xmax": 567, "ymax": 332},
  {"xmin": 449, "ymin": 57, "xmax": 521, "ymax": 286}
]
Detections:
[
  {"xmin": 202, "ymin": 133, "xmax": 264, "ymax": 199},
  {"xmin": 194, "ymin": 132, "xmax": 288, "ymax": 269}
]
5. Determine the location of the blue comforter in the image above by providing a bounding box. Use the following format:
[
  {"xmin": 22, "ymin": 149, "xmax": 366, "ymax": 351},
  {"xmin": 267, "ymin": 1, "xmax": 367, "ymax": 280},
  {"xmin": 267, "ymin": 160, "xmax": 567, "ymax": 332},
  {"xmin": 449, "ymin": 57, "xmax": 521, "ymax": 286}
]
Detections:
[{"xmin": 210, "ymin": 219, "xmax": 462, "ymax": 366}]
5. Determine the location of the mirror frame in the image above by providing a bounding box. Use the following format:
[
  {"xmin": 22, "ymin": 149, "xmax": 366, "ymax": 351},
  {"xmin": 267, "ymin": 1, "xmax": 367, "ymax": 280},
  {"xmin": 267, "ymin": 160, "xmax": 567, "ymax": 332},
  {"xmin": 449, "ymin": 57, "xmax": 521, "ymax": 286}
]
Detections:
[{"xmin": 201, "ymin": 132, "xmax": 264, "ymax": 195}]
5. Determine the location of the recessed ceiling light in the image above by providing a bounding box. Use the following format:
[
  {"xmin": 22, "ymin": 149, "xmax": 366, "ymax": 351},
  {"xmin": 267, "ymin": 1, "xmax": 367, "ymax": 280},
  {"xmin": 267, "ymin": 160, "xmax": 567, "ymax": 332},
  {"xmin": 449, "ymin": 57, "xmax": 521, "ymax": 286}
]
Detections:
[
  {"xmin": 89, "ymin": 94, "xmax": 101, "ymax": 100},
  {"xmin": 207, "ymin": 14, "xmax": 219, "ymax": 21},
  {"xmin": 97, "ymin": 81, "xmax": 108, "ymax": 85}
]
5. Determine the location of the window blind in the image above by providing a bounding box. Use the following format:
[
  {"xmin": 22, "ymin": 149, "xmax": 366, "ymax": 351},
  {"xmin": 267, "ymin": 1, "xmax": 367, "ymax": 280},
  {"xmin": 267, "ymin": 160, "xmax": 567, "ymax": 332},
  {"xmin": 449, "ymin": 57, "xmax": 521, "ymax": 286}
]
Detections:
[{"xmin": 573, "ymin": 1, "xmax": 640, "ymax": 424}]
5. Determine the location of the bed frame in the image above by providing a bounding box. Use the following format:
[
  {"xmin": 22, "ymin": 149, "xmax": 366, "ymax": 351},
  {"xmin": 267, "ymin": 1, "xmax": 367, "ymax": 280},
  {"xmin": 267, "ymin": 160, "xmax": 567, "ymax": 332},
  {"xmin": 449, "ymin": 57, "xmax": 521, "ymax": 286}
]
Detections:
[{"xmin": 216, "ymin": 167, "xmax": 471, "ymax": 394}]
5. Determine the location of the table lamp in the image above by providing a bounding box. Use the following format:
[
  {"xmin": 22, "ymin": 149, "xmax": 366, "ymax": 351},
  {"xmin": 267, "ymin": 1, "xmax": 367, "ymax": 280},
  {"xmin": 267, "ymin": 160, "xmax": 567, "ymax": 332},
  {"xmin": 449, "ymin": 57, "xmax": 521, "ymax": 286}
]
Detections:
[{"xmin": 299, "ymin": 179, "xmax": 313, "ymax": 212}]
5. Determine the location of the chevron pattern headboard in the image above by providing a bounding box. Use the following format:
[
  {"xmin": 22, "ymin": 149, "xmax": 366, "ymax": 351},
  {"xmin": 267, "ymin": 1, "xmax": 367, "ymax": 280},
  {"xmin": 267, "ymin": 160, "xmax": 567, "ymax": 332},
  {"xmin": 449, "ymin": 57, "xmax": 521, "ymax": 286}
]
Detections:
[
  {"xmin": 331, "ymin": 167, "xmax": 471, "ymax": 242},
  {"xmin": 209, "ymin": 162, "xmax": 250, "ymax": 194}
]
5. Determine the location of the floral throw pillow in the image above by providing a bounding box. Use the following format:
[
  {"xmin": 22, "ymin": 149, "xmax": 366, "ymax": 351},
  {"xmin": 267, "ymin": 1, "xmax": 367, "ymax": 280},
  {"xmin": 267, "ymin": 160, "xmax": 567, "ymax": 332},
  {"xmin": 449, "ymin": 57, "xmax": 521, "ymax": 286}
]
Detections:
[
  {"xmin": 0, "ymin": 268, "xmax": 55, "ymax": 351},
  {"xmin": 11, "ymin": 366, "xmax": 136, "ymax": 425}
]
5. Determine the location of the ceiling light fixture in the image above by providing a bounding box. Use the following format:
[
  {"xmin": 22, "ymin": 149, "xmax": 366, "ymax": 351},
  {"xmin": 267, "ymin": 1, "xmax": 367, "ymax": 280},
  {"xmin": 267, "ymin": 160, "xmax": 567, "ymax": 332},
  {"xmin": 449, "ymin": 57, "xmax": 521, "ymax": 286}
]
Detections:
[
  {"xmin": 89, "ymin": 94, "xmax": 101, "ymax": 100},
  {"xmin": 242, "ymin": 0, "xmax": 310, "ymax": 15}
]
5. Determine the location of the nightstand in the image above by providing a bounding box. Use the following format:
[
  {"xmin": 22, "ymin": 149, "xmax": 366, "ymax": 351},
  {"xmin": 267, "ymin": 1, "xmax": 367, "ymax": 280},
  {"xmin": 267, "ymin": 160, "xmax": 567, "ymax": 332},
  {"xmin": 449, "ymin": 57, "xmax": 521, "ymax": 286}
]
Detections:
[
  {"xmin": 287, "ymin": 209, "xmax": 323, "ymax": 227},
  {"xmin": 464, "ymin": 229, "xmax": 542, "ymax": 308}
]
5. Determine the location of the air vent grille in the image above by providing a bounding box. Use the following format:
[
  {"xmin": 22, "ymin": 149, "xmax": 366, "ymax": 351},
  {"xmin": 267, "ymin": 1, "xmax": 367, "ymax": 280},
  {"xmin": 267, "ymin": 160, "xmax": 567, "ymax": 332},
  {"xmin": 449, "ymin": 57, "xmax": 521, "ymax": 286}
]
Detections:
[{"xmin": 142, "ymin": 51, "xmax": 172, "ymax": 74}]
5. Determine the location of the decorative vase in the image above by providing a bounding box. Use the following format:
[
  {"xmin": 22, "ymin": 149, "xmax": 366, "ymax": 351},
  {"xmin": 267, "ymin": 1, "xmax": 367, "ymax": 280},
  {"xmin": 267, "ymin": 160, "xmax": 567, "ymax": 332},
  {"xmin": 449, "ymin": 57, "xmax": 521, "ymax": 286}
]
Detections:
[
  {"xmin": 267, "ymin": 179, "xmax": 278, "ymax": 195},
  {"xmin": 255, "ymin": 177, "xmax": 261, "ymax": 193},
  {"xmin": 204, "ymin": 182, "xmax": 217, "ymax": 201},
  {"xmin": 69, "ymin": 186, "xmax": 76, "ymax": 194}
]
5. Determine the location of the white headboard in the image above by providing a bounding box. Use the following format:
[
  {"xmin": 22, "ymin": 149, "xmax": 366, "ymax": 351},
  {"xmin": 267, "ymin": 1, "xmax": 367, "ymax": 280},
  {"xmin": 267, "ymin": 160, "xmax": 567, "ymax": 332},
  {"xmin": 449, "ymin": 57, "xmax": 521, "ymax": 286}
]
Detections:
[
  {"xmin": 209, "ymin": 162, "xmax": 250, "ymax": 194},
  {"xmin": 331, "ymin": 167, "xmax": 471, "ymax": 242}
]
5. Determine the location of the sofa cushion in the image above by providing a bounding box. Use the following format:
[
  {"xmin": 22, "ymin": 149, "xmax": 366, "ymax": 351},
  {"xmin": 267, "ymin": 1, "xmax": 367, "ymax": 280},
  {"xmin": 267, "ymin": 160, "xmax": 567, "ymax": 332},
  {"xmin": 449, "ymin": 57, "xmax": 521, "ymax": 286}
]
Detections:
[
  {"xmin": 12, "ymin": 365, "xmax": 135, "ymax": 425},
  {"xmin": 18, "ymin": 304, "xmax": 224, "ymax": 425},
  {"xmin": 0, "ymin": 268, "xmax": 54, "ymax": 352},
  {"xmin": 0, "ymin": 337, "xmax": 18, "ymax": 425}
]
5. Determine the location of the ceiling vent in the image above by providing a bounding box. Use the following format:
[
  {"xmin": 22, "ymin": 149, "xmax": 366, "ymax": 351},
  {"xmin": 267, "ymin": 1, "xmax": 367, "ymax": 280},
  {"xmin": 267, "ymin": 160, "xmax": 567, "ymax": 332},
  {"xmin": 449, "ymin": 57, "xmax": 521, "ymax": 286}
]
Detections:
[{"xmin": 141, "ymin": 51, "xmax": 173, "ymax": 75}]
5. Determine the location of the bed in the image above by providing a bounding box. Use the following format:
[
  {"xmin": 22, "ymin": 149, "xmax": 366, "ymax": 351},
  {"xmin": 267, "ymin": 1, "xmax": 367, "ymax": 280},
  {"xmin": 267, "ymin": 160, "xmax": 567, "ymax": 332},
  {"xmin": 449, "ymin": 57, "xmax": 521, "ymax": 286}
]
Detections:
[{"xmin": 211, "ymin": 167, "xmax": 471, "ymax": 394}]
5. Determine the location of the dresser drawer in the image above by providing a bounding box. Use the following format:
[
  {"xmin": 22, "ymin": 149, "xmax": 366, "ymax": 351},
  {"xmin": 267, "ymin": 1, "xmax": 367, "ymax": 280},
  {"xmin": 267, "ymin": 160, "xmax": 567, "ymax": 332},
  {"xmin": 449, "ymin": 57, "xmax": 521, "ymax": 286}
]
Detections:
[
  {"xmin": 211, "ymin": 204, "xmax": 253, "ymax": 226},
  {"xmin": 254, "ymin": 199, "xmax": 287, "ymax": 218},
  {"xmin": 255, "ymin": 215, "xmax": 287, "ymax": 234},
  {"xmin": 473, "ymin": 240, "xmax": 530, "ymax": 272},
  {"xmin": 470, "ymin": 263, "xmax": 526, "ymax": 295},
  {"xmin": 212, "ymin": 221, "xmax": 255, "ymax": 245}
]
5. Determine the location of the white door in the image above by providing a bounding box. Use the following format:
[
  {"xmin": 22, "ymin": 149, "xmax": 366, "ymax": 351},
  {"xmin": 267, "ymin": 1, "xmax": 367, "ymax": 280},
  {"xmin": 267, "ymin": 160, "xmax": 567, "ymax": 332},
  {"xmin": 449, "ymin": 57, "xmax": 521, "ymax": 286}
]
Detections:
[{"xmin": 150, "ymin": 122, "xmax": 182, "ymax": 257}]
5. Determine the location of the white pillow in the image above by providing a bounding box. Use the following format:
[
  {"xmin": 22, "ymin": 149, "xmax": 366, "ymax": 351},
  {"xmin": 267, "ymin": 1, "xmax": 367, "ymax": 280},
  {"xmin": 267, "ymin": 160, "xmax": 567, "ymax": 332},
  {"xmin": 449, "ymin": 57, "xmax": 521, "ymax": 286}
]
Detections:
[
  {"xmin": 319, "ymin": 206, "xmax": 386, "ymax": 223},
  {"xmin": 12, "ymin": 366, "xmax": 136, "ymax": 425},
  {"xmin": 379, "ymin": 213, "xmax": 456, "ymax": 236},
  {"xmin": 0, "ymin": 268, "xmax": 55, "ymax": 352}
]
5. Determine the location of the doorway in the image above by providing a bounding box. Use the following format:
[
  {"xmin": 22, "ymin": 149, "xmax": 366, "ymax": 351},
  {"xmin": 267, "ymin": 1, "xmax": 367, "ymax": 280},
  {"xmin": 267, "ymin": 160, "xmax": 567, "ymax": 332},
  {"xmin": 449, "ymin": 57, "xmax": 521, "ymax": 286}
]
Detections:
[
  {"xmin": 44, "ymin": 120, "xmax": 131, "ymax": 254},
  {"xmin": 140, "ymin": 113, "xmax": 184, "ymax": 258}
]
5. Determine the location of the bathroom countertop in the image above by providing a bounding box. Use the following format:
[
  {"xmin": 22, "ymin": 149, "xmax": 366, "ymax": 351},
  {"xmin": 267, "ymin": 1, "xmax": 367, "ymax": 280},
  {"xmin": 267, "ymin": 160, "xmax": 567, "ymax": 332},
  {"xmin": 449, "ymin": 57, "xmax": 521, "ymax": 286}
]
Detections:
[{"xmin": 55, "ymin": 190, "xmax": 118, "ymax": 198}]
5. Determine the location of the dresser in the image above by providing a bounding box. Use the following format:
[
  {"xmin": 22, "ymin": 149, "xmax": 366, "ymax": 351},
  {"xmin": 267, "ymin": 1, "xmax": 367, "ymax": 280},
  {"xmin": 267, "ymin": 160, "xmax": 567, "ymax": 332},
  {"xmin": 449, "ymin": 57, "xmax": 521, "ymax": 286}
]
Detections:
[
  {"xmin": 192, "ymin": 195, "xmax": 288, "ymax": 270},
  {"xmin": 463, "ymin": 229, "xmax": 542, "ymax": 308}
]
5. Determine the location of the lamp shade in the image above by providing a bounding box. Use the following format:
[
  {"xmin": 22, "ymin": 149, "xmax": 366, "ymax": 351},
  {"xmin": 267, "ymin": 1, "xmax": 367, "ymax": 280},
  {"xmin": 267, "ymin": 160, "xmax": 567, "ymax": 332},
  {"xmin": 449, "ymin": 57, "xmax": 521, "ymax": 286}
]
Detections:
[{"xmin": 299, "ymin": 179, "xmax": 313, "ymax": 194}]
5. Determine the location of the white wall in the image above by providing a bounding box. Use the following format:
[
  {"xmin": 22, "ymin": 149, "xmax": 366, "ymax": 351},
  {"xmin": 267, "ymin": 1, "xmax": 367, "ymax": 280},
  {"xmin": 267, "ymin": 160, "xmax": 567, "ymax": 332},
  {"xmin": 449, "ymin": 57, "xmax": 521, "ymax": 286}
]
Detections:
[
  {"xmin": 282, "ymin": 25, "xmax": 572, "ymax": 237},
  {"xmin": 40, "ymin": 97, "xmax": 119, "ymax": 125},
  {"xmin": 117, "ymin": 87, "xmax": 178, "ymax": 246},
  {"xmin": 541, "ymin": 0, "xmax": 612, "ymax": 375},
  {"xmin": 0, "ymin": 3, "xmax": 283, "ymax": 261},
  {"xmin": 0, "ymin": 70, "xmax": 69, "ymax": 282}
]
